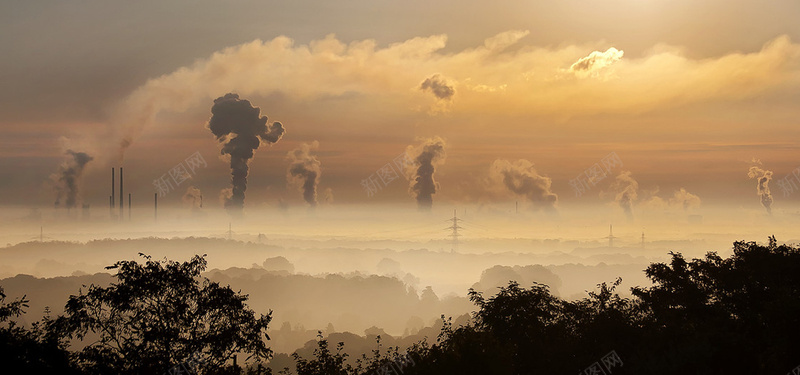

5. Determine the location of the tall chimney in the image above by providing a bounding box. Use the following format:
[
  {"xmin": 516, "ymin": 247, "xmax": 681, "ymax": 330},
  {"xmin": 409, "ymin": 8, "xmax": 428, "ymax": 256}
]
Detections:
[
  {"xmin": 109, "ymin": 195, "xmax": 113, "ymax": 217},
  {"xmin": 128, "ymin": 193, "xmax": 131, "ymax": 221},
  {"xmin": 111, "ymin": 168, "xmax": 115, "ymax": 209},
  {"xmin": 154, "ymin": 193, "xmax": 158, "ymax": 222},
  {"xmin": 119, "ymin": 167, "xmax": 124, "ymax": 221}
]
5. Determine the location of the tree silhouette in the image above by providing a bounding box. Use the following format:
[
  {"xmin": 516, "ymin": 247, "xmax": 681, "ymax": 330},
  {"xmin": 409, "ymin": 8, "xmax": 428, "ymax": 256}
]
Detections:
[
  {"xmin": 0, "ymin": 287, "xmax": 78, "ymax": 373},
  {"xmin": 53, "ymin": 254, "xmax": 272, "ymax": 374},
  {"xmin": 286, "ymin": 238, "xmax": 800, "ymax": 375}
]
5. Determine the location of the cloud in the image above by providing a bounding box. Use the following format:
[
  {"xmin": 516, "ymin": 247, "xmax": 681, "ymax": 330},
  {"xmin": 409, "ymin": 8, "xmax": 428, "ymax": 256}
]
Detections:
[
  {"xmin": 568, "ymin": 47, "xmax": 624, "ymax": 77},
  {"xmin": 82, "ymin": 31, "xmax": 800, "ymax": 163},
  {"xmin": 489, "ymin": 159, "xmax": 557, "ymax": 211}
]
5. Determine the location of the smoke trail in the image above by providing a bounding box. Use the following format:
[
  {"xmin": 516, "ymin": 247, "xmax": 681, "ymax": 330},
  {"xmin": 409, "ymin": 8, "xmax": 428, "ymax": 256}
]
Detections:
[
  {"xmin": 669, "ymin": 188, "xmax": 701, "ymax": 210},
  {"xmin": 613, "ymin": 171, "xmax": 638, "ymax": 220},
  {"xmin": 490, "ymin": 159, "xmax": 557, "ymax": 211},
  {"xmin": 407, "ymin": 137, "xmax": 447, "ymax": 210},
  {"xmin": 182, "ymin": 186, "xmax": 203, "ymax": 209},
  {"xmin": 748, "ymin": 166, "xmax": 773, "ymax": 214},
  {"xmin": 322, "ymin": 188, "xmax": 334, "ymax": 204},
  {"xmin": 287, "ymin": 141, "xmax": 322, "ymax": 206},
  {"xmin": 52, "ymin": 150, "xmax": 94, "ymax": 209},
  {"xmin": 207, "ymin": 93, "xmax": 285, "ymax": 214}
]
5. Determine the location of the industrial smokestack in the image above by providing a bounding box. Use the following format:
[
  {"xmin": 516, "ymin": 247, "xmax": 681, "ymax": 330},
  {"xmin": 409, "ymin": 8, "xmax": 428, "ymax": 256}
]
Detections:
[
  {"xmin": 119, "ymin": 167, "xmax": 124, "ymax": 221},
  {"xmin": 109, "ymin": 195, "xmax": 113, "ymax": 217},
  {"xmin": 128, "ymin": 193, "xmax": 131, "ymax": 221},
  {"xmin": 154, "ymin": 193, "xmax": 158, "ymax": 222},
  {"xmin": 111, "ymin": 168, "xmax": 115, "ymax": 209},
  {"xmin": 207, "ymin": 93, "xmax": 285, "ymax": 215}
]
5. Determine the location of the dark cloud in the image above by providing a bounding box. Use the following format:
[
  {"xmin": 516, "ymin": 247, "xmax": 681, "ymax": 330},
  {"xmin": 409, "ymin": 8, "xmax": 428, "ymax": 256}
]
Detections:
[
  {"xmin": 490, "ymin": 159, "xmax": 557, "ymax": 211},
  {"xmin": 287, "ymin": 141, "xmax": 322, "ymax": 207},
  {"xmin": 52, "ymin": 150, "xmax": 93, "ymax": 209},
  {"xmin": 207, "ymin": 93, "xmax": 285, "ymax": 214},
  {"xmin": 748, "ymin": 166, "xmax": 773, "ymax": 214},
  {"xmin": 420, "ymin": 74, "xmax": 455, "ymax": 100},
  {"xmin": 408, "ymin": 137, "xmax": 447, "ymax": 210}
]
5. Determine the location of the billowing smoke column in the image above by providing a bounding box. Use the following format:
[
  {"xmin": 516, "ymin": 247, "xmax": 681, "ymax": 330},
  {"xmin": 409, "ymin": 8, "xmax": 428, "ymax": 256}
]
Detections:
[
  {"xmin": 490, "ymin": 159, "xmax": 558, "ymax": 211},
  {"xmin": 287, "ymin": 141, "xmax": 322, "ymax": 206},
  {"xmin": 407, "ymin": 137, "xmax": 447, "ymax": 210},
  {"xmin": 207, "ymin": 93, "xmax": 285, "ymax": 214},
  {"xmin": 748, "ymin": 166, "xmax": 773, "ymax": 214},
  {"xmin": 613, "ymin": 171, "xmax": 638, "ymax": 220},
  {"xmin": 52, "ymin": 150, "xmax": 93, "ymax": 209}
]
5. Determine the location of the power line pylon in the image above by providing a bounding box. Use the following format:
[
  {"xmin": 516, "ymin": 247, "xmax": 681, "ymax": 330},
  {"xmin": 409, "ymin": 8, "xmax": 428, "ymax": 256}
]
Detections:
[{"xmin": 447, "ymin": 209, "xmax": 462, "ymax": 253}]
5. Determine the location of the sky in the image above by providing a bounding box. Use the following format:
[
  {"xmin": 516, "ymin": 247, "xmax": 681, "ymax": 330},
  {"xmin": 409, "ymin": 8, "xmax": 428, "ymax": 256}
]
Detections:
[{"xmin": 3, "ymin": 0, "xmax": 800, "ymax": 215}]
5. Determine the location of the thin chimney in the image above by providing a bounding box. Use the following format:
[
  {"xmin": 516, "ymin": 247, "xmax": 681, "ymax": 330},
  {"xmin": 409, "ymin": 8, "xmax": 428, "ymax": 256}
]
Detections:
[
  {"xmin": 111, "ymin": 167, "xmax": 115, "ymax": 215},
  {"xmin": 154, "ymin": 193, "xmax": 158, "ymax": 222},
  {"xmin": 119, "ymin": 167, "xmax": 124, "ymax": 221},
  {"xmin": 128, "ymin": 193, "xmax": 131, "ymax": 221}
]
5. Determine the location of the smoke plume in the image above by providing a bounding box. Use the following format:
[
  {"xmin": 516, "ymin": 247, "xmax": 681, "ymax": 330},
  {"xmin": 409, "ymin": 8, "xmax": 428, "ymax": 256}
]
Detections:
[
  {"xmin": 407, "ymin": 137, "xmax": 447, "ymax": 210},
  {"xmin": 182, "ymin": 186, "xmax": 203, "ymax": 209},
  {"xmin": 490, "ymin": 159, "xmax": 557, "ymax": 211},
  {"xmin": 322, "ymin": 187, "xmax": 334, "ymax": 204},
  {"xmin": 287, "ymin": 141, "xmax": 322, "ymax": 206},
  {"xmin": 669, "ymin": 188, "xmax": 701, "ymax": 210},
  {"xmin": 748, "ymin": 166, "xmax": 773, "ymax": 214},
  {"xmin": 420, "ymin": 74, "xmax": 455, "ymax": 100},
  {"xmin": 613, "ymin": 171, "xmax": 638, "ymax": 220},
  {"xmin": 207, "ymin": 93, "xmax": 285, "ymax": 214},
  {"xmin": 52, "ymin": 150, "xmax": 93, "ymax": 209}
]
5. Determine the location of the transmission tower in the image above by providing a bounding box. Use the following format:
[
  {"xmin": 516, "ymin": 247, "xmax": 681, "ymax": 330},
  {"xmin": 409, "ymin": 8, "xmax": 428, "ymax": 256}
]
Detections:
[{"xmin": 447, "ymin": 209, "xmax": 462, "ymax": 252}]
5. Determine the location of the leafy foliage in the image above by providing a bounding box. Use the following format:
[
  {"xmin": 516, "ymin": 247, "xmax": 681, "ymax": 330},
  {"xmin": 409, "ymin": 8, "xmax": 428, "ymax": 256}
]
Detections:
[
  {"xmin": 288, "ymin": 238, "xmax": 800, "ymax": 375},
  {"xmin": 54, "ymin": 254, "xmax": 272, "ymax": 374},
  {"xmin": 0, "ymin": 287, "xmax": 78, "ymax": 373}
]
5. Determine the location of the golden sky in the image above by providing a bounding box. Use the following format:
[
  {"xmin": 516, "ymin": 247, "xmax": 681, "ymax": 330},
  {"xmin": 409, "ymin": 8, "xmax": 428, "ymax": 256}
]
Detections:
[{"xmin": 2, "ymin": 0, "xmax": 800, "ymax": 214}]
